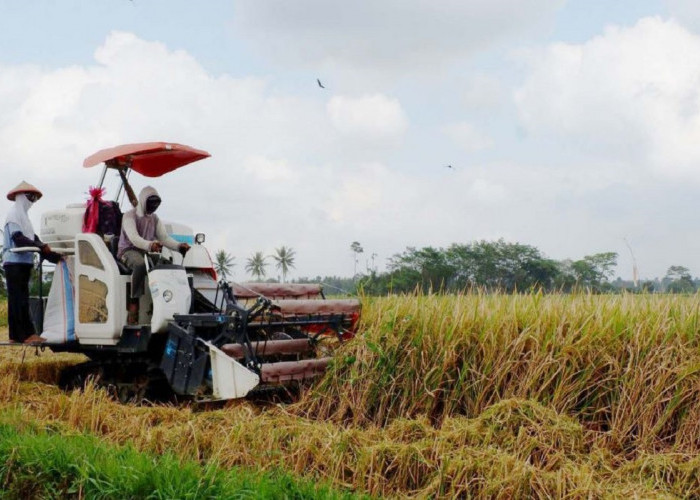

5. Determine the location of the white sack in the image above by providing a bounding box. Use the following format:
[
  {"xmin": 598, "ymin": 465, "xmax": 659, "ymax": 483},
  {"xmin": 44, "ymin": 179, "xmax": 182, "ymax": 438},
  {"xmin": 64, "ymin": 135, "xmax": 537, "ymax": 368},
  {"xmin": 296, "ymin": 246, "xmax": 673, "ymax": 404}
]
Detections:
[{"xmin": 41, "ymin": 257, "xmax": 76, "ymax": 343}]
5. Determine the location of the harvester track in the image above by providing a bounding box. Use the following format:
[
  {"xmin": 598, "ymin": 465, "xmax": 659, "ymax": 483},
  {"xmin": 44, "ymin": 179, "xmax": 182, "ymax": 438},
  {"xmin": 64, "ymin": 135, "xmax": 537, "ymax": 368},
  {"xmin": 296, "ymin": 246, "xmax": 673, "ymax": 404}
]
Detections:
[{"xmin": 58, "ymin": 358, "xmax": 174, "ymax": 404}]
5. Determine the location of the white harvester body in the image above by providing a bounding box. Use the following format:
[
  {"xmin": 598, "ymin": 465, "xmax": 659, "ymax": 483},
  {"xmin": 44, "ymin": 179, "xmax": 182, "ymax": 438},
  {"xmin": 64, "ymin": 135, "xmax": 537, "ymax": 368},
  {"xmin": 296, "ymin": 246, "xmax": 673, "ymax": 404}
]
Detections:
[
  {"xmin": 41, "ymin": 217, "xmax": 212, "ymax": 344},
  {"xmin": 73, "ymin": 232, "xmax": 128, "ymax": 344}
]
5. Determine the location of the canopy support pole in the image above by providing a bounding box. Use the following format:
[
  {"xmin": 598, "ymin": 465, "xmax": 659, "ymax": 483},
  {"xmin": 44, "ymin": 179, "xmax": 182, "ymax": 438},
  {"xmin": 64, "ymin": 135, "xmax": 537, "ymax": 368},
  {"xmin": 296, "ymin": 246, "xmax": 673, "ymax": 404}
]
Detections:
[
  {"xmin": 97, "ymin": 165, "xmax": 107, "ymax": 190},
  {"xmin": 118, "ymin": 168, "xmax": 138, "ymax": 207}
]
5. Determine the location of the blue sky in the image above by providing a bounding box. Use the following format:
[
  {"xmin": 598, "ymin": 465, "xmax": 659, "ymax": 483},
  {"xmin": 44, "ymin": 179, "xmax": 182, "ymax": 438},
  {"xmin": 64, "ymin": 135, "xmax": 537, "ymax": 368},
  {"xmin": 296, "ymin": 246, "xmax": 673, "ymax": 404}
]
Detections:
[
  {"xmin": 1, "ymin": 1, "xmax": 665, "ymax": 65},
  {"xmin": 1, "ymin": 1, "xmax": 699, "ymax": 280},
  {"xmin": 553, "ymin": 0, "xmax": 666, "ymax": 41}
]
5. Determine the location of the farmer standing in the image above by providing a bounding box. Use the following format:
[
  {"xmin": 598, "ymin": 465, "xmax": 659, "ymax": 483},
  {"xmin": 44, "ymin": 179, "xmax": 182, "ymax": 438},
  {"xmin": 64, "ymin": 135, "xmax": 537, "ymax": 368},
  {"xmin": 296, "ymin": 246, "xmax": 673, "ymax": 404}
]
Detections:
[{"xmin": 2, "ymin": 181, "xmax": 60, "ymax": 343}]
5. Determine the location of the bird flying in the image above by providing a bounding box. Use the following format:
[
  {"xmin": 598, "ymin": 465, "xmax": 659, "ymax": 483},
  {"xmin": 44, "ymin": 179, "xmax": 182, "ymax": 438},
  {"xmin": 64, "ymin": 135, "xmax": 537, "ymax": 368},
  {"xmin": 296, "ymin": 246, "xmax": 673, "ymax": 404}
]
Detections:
[{"xmin": 317, "ymin": 78, "xmax": 325, "ymax": 89}]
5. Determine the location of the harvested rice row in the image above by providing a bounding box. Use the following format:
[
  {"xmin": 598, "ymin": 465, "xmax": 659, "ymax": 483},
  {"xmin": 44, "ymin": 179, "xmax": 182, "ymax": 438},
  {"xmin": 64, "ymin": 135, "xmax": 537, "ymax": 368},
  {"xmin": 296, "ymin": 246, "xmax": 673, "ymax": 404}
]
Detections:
[{"xmin": 0, "ymin": 376, "xmax": 685, "ymax": 498}]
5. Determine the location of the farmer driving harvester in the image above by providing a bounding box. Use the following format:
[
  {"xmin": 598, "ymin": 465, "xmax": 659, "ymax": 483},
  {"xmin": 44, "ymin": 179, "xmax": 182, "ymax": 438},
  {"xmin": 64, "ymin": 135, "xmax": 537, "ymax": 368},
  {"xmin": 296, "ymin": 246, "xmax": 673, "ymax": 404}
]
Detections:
[{"xmin": 117, "ymin": 186, "xmax": 190, "ymax": 324}]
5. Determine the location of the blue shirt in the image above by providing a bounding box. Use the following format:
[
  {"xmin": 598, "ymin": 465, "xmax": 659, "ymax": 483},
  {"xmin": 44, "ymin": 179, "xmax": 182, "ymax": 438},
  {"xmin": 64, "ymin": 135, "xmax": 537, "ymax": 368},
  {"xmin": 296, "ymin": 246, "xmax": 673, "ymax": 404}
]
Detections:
[{"xmin": 2, "ymin": 222, "xmax": 35, "ymax": 265}]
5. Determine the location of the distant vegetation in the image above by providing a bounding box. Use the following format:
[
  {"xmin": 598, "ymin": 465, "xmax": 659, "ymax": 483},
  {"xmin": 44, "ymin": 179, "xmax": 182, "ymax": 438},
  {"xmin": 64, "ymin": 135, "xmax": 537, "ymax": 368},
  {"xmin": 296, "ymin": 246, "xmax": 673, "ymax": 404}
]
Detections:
[
  {"xmin": 237, "ymin": 239, "xmax": 700, "ymax": 296},
  {"xmin": 350, "ymin": 239, "xmax": 699, "ymax": 295},
  {"xmin": 245, "ymin": 251, "xmax": 268, "ymax": 281},
  {"xmin": 359, "ymin": 240, "xmax": 619, "ymax": 294},
  {"xmin": 214, "ymin": 249, "xmax": 235, "ymax": 281}
]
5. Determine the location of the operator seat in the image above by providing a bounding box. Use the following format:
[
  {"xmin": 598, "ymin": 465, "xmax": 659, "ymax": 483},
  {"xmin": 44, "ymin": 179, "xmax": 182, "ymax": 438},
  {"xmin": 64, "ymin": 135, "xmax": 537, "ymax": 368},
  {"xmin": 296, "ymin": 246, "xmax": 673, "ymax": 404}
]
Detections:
[{"xmin": 109, "ymin": 236, "xmax": 132, "ymax": 275}]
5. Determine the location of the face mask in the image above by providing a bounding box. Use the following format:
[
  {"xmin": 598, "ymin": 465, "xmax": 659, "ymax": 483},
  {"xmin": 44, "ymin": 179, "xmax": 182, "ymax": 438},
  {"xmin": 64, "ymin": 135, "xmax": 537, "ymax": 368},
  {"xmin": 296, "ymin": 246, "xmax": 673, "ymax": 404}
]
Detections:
[{"xmin": 145, "ymin": 196, "xmax": 161, "ymax": 215}]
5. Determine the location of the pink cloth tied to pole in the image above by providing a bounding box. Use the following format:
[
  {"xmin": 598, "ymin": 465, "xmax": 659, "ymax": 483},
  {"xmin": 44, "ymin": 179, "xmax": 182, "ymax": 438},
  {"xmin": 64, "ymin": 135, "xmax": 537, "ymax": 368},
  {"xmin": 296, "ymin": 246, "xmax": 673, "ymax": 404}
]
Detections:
[{"xmin": 82, "ymin": 186, "xmax": 106, "ymax": 233}]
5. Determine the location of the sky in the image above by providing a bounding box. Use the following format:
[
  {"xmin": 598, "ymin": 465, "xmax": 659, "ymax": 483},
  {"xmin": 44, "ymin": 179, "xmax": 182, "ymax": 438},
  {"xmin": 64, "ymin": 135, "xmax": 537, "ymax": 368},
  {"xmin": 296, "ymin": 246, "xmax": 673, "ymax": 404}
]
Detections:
[{"xmin": 1, "ymin": 0, "xmax": 700, "ymax": 281}]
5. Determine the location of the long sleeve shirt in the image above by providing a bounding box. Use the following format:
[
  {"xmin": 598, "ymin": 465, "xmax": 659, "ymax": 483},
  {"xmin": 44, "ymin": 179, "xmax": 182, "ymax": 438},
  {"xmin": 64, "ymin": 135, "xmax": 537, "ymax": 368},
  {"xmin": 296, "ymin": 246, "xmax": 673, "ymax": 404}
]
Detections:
[
  {"xmin": 3, "ymin": 223, "xmax": 42, "ymax": 265},
  {"xmin": 117, "ymin": 209, "xmax": 180, "ymax": 259}
]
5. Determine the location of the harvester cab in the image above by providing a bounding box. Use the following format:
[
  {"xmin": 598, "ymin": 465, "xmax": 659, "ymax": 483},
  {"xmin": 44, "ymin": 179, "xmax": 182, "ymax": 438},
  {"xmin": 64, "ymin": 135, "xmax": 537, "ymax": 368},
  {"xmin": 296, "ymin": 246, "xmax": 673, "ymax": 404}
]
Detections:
[{"xmin": 18, "ymin": 142, "xmax": 360, "ymax": 403}]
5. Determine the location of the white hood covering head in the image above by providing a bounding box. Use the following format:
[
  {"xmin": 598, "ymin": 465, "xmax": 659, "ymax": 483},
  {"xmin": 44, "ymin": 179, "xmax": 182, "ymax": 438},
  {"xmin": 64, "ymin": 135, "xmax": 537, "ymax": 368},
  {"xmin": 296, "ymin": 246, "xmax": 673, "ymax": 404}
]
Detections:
[
  {"xmin": 5, "ymin": 193, "xmax": 35, "ymax": 239},
  {"xmin": 136, "ymin": 186, "xmax": 161, "ymax": 217}
]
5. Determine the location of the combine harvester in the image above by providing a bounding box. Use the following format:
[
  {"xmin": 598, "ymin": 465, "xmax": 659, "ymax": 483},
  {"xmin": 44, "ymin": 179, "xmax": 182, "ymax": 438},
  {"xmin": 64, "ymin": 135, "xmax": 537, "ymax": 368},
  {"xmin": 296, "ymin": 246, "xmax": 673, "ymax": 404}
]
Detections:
[{"xmin": 17, "ymin": 142, "xmax": 361, "ymax": 402}]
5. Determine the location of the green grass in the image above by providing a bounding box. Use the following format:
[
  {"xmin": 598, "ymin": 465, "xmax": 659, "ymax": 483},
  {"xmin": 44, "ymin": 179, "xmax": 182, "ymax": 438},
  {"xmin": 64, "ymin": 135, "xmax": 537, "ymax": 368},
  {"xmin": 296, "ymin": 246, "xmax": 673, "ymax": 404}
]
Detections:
[{"xmin": 0, "ymin": 414, "xmax": 365, "ymax": 500}]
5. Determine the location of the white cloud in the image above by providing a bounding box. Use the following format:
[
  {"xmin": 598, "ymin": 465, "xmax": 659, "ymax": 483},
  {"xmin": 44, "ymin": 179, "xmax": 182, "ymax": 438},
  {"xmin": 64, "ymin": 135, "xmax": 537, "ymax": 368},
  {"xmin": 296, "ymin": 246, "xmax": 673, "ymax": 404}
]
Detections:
[
  {"xmin": 327, "ymin": 162, "xmax": 388, "ymax": 223},
  {"xmin": 242, "ymin": 155, "xmax": 297, "ymax": 182},
  {"xmin": 515, "ymin": 17, "xmax": 700, "ymax": 179},
  {"xmin": 468, "ymin": 179, "xmax": 507, "ymax": 203},
  {"xmin": 326, "ymin": 94, "xmax": 408, "ymax": 144},
  {"xmin": 241, "ymin": 155, "xmax": 300, "ymax": 194},
  {"xmin": 462, "ymin": 73, "xmax": 506, "ymax": 111},
  {"xmin": 232, "ymin": 0, "xmax": 565, "ymax": 76},
  {"xmin": 667, "ymin": 0, "xmax": 700, "ymax": 31},
  {"xmin": 443, "ymin": 122, "xmax": 493, "ymax": 152},
  {"xmin": 4, "ymin": 22, "xmax": 700, "ymax": 281}
]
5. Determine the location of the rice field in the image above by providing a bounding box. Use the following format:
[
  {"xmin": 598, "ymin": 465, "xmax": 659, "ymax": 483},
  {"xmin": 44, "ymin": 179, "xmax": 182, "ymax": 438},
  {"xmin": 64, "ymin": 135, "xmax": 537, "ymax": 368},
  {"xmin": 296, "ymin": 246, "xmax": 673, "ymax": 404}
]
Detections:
[{"xmin": 2, "ymin": 294, "xmax": 700, "ymax": 498}]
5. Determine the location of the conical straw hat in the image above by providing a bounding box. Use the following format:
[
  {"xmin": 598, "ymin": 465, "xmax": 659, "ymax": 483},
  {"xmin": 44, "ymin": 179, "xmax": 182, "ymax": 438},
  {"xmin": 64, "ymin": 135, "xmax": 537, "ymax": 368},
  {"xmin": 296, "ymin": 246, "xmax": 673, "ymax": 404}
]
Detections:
[{"xmin": 7, "ymin": 181, "xmax": 42, "ymax": 201}]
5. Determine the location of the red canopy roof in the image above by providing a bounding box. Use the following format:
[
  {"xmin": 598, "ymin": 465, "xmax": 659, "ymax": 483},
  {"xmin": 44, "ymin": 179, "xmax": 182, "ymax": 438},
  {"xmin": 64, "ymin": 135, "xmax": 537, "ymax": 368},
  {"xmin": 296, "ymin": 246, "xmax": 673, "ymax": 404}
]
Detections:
[{"xmin": 83, "ymin": 142, "xmax": 210, "ymax": 177}]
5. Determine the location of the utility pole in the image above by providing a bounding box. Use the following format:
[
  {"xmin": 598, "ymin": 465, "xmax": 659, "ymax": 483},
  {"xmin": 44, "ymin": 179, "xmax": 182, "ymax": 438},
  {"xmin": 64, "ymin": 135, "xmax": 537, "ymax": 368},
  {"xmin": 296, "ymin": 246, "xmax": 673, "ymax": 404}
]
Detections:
[{"xmin": 623, "ymin": 237, "xmax": 639, "ymax": 287}]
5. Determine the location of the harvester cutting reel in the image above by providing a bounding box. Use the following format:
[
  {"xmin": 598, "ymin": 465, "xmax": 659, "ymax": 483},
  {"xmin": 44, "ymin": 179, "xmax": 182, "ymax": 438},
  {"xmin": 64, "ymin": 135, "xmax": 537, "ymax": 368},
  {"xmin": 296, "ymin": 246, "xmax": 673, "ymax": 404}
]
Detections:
[{"xmin": 159, "ymin": 281, "xmax": 357, "ymax": 402}]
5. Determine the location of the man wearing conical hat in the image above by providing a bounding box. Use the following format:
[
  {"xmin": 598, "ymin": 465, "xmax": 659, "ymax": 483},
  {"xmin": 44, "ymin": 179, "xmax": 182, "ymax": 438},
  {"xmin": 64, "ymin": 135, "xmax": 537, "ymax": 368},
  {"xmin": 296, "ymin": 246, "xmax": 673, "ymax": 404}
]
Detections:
[{"xmin": 2, "ymin": 181, "xmax": 61, "ymax": 344}]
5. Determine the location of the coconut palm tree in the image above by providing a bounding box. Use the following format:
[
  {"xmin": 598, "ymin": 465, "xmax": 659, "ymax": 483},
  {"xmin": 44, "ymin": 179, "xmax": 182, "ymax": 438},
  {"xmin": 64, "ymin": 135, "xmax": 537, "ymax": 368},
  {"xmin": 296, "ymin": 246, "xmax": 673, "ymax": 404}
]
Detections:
[
  {"xmin": 350, "ymin": 241, "xmax": 363, "ymax": 277},
  {"xmin": 245, "ymin": 251, "xmax": 268, "ymax": 281},
  {"xmin": 214, "ymin": 250, "xmax": 235, "ymax": 281},
  {"xmin": 272, "ymin": 246, "xmax": 296, "ymax": 283}
]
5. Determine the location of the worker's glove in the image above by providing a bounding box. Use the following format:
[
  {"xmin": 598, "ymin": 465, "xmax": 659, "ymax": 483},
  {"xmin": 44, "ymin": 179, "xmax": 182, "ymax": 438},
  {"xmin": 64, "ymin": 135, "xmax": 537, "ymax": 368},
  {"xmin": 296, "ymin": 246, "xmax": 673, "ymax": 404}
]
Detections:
[
  {"xmin": 150, "ymin": 241, "xmax": 163, "ymax": 253},
  {"xmin": 40, "ymin": 245, "xmax": 61, "ymax": 264},
  {"xmin": 178, "ymin": 242, "xmax": 190, "ymax": 256},
  {"xmin": 44, "ymin": 251, "xmax": 62, "ymax": 264}
]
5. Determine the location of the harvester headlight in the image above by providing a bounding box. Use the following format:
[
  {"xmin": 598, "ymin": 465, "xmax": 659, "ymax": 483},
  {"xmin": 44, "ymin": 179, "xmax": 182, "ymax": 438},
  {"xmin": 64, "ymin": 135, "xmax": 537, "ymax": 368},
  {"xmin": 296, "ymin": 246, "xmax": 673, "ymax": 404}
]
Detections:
[{"xmin": 163, "ymin": 290, "xmax": 173, "ymax": 303}]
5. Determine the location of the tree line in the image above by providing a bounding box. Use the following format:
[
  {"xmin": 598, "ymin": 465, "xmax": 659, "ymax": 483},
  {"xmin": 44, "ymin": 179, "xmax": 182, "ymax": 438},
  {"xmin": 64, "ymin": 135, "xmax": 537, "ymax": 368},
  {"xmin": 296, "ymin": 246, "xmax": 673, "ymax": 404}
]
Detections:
[
  {"xmin": 214, "ymin": 246, "xmax": 296, "ymax": 282},
  {"xmin": 216, "ymin": 239, "xmax": 700, "ymax": 296},
  {"xmin": 357, "ymin": 240, "xmax": 621, "ymax": 294}
]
